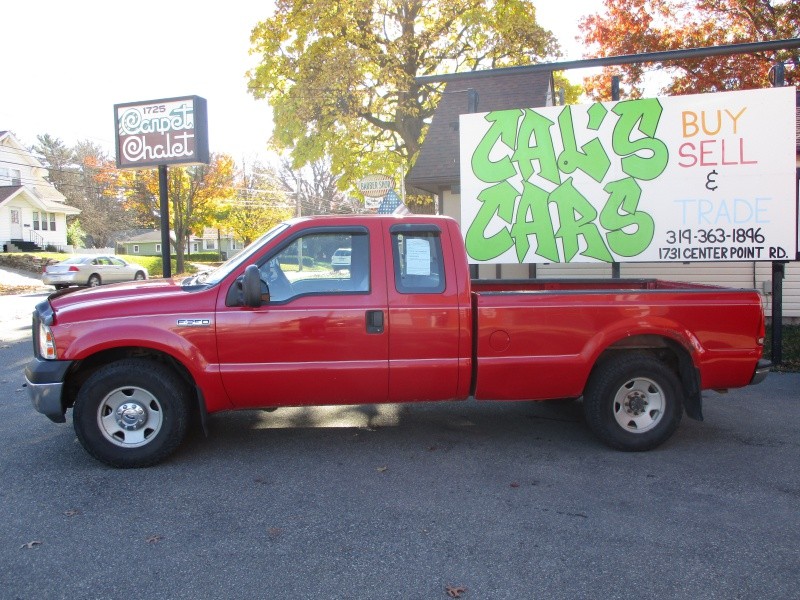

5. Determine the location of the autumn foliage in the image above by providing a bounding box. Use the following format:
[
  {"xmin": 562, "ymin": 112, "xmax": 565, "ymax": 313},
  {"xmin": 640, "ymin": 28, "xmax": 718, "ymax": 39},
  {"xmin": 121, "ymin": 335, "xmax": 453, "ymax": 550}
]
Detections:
[{"xmin": 579, "ymin": 0, "xmax": 799, "ymax": 100}]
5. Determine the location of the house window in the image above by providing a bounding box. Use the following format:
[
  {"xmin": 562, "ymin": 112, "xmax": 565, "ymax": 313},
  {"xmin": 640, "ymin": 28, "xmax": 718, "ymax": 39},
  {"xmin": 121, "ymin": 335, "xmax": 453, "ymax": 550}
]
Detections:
[
  {"xmin": 10, "ymin": 169, "xmax": 21, "ymax": 185},
  {"xmin": 41, "ymin": 213, "xmax": 48, "ymax": 231},
  {"xmin": 156, "ymin": 244, "xmax": 161, "ymax": 253},
  {"xmin": 49, "ymin": 213, "xmax": 56, "ymax": 231},
  {"xmin": 193, "ymin": 243, "xmax": 199, "ymax": 252},
  {"xmin": 133, "ymin": 245, "xmax": 140, "ymax": 253},
  {"xmin": 33, "ymin": 211, "xmax": 40, "ymax": 230},
  {"xmin": 0, "ymin": 167, "xmax": 8, "ymax": 183},
  {"xmin": 205, "ymin": 239, "xmax": 216, "ymax": 250}
]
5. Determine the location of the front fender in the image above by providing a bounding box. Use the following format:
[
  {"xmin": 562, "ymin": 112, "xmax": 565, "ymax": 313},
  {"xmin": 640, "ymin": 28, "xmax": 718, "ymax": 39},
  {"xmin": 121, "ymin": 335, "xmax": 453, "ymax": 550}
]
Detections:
[{"xmin": 53, "ymin": 316, "xmax": 233, "ymax": 411}]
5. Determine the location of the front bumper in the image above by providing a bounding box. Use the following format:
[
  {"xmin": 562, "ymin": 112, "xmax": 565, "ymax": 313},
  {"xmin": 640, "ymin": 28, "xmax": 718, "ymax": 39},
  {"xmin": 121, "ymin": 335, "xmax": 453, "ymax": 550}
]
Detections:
[
  {"xmin": 749, "ymin": 359, "xmax": 772, "ymax": 385},
  {"xmin": 24, "ymin": 358, "xmax": 74, "ymax": 423}
]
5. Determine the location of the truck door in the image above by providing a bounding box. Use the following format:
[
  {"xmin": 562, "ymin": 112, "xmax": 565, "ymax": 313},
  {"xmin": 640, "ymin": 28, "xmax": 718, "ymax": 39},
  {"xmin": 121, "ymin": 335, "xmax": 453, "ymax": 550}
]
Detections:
[
  {"xmin": 385, "ymin": 223, "xmax": 464, "ymax": 402},
  {"xmin": 216, "ymin": 225, "xmax": 389, "ymax": 407}
]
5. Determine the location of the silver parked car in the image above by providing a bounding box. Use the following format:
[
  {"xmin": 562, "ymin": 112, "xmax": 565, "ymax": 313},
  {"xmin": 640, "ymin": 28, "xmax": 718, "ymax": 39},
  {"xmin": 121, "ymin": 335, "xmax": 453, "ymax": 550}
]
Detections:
[{"xmin": 42, "ymin": 255, "xmax": 148, "ymax": 289}]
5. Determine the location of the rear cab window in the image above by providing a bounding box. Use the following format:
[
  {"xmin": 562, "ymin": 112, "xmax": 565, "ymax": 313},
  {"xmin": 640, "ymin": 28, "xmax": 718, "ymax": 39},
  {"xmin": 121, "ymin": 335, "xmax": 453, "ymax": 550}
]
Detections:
[{"xmin": 389, "ymin": 224, "xmax": 445, "ymax": 294}]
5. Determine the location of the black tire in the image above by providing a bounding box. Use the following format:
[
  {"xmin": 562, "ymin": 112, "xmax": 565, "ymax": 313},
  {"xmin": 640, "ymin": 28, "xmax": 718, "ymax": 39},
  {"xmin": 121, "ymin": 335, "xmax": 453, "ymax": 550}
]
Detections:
[
  {"xmin": 87, "ymin": 274, "xmax": 101, "ymax": 287},
  {"xmin": 583, "ymin": 352, "xmax": 683, "ymax": 451},
  {"xmin": 73, "ymin": 359, "xmax": 191, "ymax": 467},
  {"xmin": 134, "ymin": 271, "xmax": 146, "ymax": 281}
]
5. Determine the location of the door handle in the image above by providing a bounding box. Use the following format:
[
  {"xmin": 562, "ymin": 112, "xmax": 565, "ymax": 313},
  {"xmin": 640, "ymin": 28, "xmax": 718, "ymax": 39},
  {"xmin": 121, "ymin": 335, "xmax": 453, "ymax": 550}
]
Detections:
[{"xmin": 366, "ymin": 310, "xmax": 384, "ymax": 334}]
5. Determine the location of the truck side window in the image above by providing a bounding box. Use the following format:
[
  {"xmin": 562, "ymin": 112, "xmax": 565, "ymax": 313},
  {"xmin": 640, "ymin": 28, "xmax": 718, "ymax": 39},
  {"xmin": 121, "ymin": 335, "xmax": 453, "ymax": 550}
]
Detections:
[
  {"xmin": 259, "ymin": 231, "xmax": 370, "ymax": 303},
  {"xmin": 391, "ymin": 231, "xmax": 445, "ymax": 294}
]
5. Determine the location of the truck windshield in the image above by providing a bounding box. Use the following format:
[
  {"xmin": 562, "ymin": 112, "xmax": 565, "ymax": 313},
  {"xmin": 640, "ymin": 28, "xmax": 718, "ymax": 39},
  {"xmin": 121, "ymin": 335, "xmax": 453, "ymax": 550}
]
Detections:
[{"xmin": 188, "ymin": 223, "xmax": 290, "ymax": 287}]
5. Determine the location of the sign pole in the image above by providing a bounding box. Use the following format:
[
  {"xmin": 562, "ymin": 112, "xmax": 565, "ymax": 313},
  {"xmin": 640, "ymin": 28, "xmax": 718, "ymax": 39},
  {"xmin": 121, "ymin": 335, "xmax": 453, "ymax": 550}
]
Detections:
[
  {"xmin": 770, "ymin": 62, "xmax": 785, "ymax": 365},
  {"xmin": 159, "ymin": 164, "xmax": 171, "ymax": 279}
]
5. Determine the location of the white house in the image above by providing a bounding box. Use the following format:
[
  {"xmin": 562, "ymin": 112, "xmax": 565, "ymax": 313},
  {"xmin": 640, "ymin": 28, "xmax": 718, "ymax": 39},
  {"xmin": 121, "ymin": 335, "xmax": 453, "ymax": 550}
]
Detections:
[{"xmin": 0, "ymin": 130, "xmax": 80, "ymax": 252}]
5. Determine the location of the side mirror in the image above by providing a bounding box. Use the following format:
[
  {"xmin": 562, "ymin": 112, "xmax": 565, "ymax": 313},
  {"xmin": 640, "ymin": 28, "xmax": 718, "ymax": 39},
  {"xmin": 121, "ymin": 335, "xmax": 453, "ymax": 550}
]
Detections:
[{"xmin": 243, "ymin": 264, "xmax": 268, "ymax": 307}]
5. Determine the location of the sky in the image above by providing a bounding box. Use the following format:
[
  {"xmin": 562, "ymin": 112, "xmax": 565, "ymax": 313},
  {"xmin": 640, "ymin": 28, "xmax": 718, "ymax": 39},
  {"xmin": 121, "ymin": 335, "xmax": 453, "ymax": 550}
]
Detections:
[{"xmin": 0, "ymin": 0, "xmax": 603, "ymax": 164}]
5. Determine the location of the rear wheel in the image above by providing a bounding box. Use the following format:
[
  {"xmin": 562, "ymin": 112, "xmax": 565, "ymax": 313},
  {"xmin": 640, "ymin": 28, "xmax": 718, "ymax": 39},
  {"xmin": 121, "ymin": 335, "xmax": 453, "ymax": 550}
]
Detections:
[
  {"xmin": 583, "ymin": 352, "xmax": 683, "ymax": 451},
  {"xmin": 73, "ymin": 359, "xmax": 191, "ymax": 467},
  {"xmin": 87, "ymin": 274, "xmax": 101, "ymax": 287}
]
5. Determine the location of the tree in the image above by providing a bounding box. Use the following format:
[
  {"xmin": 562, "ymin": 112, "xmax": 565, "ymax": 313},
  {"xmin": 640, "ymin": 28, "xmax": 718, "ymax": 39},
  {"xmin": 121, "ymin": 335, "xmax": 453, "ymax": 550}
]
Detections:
[
  {"xmin": 579, "ymin": 0, "xmax": 799, "ymax": 100},
  {"xmin": 66, "ymin": 219, "xmax": 86, "ymax": 248},
  {"xmin": 278, "ymin": 157, "xmax": 349, "ymax": 216},
  {"xmin": 248, "ymin": 0, "xmax": 562, "ymax": 186},
  {"xmin": 118, "ymin": 154, "xmax": 237, "ymax": 273},
  {"xmin": 222, "ymin": 161, "xmax": 292, "ymax": 246},
  {"xmin": 34, "ymin": 135, "xmax": 130, "ymax": 247}
]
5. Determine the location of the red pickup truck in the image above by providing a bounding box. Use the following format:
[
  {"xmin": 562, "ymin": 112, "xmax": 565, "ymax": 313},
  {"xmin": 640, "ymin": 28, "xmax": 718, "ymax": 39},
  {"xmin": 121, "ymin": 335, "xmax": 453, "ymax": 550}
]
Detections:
[{"xmin": 25, "ymin": 215, "xmax": 770, "ymax": 467}]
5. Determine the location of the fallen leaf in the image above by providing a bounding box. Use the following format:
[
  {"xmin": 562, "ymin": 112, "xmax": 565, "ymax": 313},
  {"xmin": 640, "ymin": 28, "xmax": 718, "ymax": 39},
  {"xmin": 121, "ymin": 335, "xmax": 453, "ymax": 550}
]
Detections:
[
  {"xmin": 510, "ymin": 482, "xmax": 520, "ymax": 488},
  {"xmin": 445, "ymin": 585, "xmax": 467, "ymax": 598},
  {"xmin": 64, "ymin": 509, "xmax": 80, "ymax": 517},
  {"xmin": 145, "ymin": 535, "xmax": 163, "ymax": 544},
  {"xmin": 376, "ymin": 466, "xmax": 388, "ymax": 473},
  {"xmin": 268, "ymin": 527, "xmax": 283, "ymax": 539},
  {"xmin": 20, "ymin": 541, "xmax": 42, "ymax": 549}
]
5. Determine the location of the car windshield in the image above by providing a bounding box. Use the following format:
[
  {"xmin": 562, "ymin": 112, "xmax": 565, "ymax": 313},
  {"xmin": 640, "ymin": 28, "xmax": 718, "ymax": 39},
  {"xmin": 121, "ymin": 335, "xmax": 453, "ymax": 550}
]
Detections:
[
  {"xmin": 188, "ymin": 222, "xmax": 290, "ymax": 286},
  {"xmin": 61, "ymin": 257, "xmax": 89, "ymax": 265}
]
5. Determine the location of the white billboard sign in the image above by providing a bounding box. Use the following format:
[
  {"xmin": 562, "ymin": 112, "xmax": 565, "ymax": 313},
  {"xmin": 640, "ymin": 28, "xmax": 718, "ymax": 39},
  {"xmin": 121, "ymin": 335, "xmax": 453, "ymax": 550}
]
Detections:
[{"xmin": 460, "ymin": 87, "xmax": 797, "ymax": 264}]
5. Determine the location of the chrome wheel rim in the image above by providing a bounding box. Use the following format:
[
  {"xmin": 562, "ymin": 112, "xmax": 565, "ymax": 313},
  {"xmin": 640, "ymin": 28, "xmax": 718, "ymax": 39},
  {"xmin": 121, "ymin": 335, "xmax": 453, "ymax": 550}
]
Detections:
[
  {"xmin": 612, "ymin": 376, "xmax": 665, "ymax": 433},
  {"xmin": 97, "ymin": 386, "xmax": 163, "ymax": 448}
]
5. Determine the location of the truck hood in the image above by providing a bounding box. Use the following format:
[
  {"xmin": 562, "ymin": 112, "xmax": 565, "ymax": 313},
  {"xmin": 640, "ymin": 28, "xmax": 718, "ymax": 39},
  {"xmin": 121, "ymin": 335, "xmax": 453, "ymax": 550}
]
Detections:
[{"xmin": 48, "ymin": 278, "xmax": 218, "ymax": 324}]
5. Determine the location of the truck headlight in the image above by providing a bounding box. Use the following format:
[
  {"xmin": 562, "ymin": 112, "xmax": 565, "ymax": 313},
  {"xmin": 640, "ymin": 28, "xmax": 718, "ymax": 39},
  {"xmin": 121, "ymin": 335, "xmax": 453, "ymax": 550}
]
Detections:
[{"xmin": 38, "ymin": 321, "xmax": 57, "ymax": 360}]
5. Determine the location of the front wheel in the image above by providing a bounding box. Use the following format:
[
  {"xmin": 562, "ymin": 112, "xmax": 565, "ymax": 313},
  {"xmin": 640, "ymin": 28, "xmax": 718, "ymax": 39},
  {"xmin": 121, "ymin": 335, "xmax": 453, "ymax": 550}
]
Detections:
[
  {"xmin": 134, "ymin": 271, "xmax": 146, "ymax": 281},
  {"xmin": 73, "ymin": 359, "xmax": 191, "ymax": 467},
  {"xmin": 583, "ymin": 353, "xmax": 683, "ymax": 451}
]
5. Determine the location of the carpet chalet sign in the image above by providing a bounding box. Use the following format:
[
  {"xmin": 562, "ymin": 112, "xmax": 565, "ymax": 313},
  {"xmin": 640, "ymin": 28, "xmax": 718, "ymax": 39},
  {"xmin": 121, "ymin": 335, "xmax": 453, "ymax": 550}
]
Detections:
[
  {"xmin": 459, "ymin": 87, "xmax": 797, "ymax": 264},
  {"xmin": 114, "ymin": 95, "xmax": 209, "ymax": 169}
]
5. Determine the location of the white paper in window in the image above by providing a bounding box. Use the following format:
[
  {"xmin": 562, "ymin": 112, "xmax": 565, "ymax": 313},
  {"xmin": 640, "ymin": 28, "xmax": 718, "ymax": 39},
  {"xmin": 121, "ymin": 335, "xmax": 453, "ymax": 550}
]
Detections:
[{"xmin": 405, "ymin": 238, "xmax": 431, "ymax": 275}]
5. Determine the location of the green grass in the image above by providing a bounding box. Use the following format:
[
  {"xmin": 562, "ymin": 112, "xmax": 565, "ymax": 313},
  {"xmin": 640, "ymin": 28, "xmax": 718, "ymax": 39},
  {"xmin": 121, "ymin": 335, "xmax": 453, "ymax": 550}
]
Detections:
[
  {"xmin": 0, "ymin": 252, "xmax": 199, "ymax": 279},
  {"xmin": 764, "ymin": 324, "xmax": 800, "ymax": 372}
]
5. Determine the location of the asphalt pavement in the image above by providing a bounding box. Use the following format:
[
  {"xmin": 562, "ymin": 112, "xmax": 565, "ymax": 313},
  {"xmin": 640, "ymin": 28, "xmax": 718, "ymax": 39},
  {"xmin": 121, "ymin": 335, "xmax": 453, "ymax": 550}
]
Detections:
[{"xmin": 0, "ymin": 286, "xmax": 798, "ymax": 599}]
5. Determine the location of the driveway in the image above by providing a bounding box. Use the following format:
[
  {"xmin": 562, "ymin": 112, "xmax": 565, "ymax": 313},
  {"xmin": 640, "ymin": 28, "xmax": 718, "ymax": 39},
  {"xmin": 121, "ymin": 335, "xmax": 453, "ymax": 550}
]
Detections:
[{"xmin": 0, "ymin": 266, "xmax": 51, "ymax": 343}]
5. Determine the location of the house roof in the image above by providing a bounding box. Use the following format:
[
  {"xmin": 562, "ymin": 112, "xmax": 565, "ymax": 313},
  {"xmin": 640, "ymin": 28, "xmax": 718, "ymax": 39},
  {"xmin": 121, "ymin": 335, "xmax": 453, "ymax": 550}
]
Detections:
[
  {"xmin": 0, "ymin": 185, "xmax": 21, "ymax": 203},
  {"xmin": 0, "ymin": 184, "xmax": 80, "ymax": 214},
  {"xmin": 407, "ymin": 71, "xmax": 554, "ymax": 195},
  {"xmin": 120, "ymin": 230, "xmax": 175, "ymax": 244}
]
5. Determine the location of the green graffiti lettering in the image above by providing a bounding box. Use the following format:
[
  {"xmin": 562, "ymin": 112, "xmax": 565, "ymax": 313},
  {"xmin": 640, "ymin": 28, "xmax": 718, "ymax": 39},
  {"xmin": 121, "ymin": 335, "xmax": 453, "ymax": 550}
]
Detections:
[
  {"xmin": 600, "ymin": 178, "xmax": 655, "ymax": 257},
  {"xmin": 586, "ymin": 103, "xmax": 608, "ymax": 130},
  {"xmin": 509, "ymin": 181, "xmax": 559, "ymax": 262},
  {"xmin": 557, "ymin": 105, "xmax": 611, "ymax": 183},
  {"xmin": 465, "ymin": 180, "xmax": 517, "ymax": 261},
  {"xmin": 511, "ymin": 109, "xmax": 560, "ymax": 184},
  {"xmin": 550, "ymin": 179, "xmax": 613, "ymax": 263},
  {"xmin": 611, "ymin": 99, "xmax": 668, "ymax": 181},
  {"xmin": 471, "ymin": 110, "xmax": 522, "ymax": 183}
]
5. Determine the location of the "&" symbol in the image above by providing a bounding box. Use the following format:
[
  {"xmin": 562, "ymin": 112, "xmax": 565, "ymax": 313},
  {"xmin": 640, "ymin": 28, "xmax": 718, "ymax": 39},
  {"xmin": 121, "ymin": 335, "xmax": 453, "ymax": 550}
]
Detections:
[{"xmin": 706, "ymin": 170, "xmax": 718, "ymax": 191}]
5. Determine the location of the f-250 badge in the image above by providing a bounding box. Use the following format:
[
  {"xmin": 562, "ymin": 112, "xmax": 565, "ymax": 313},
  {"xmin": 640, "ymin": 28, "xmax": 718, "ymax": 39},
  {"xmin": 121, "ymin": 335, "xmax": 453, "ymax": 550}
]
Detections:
[{"xmin": 176, "ymin": 318, "xmax": 211, "ymax": 327}]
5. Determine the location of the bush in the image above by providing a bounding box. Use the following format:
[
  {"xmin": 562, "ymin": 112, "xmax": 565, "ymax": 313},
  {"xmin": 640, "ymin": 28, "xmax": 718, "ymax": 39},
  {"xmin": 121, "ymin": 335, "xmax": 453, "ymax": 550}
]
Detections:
[{"xmin": 185, "ymin": 252, "xmax": 222, "ymax": 262}]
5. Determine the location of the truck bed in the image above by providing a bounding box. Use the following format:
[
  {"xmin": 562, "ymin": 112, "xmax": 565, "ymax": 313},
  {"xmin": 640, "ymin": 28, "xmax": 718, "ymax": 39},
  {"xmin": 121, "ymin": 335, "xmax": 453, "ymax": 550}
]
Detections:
[{"xmin": 470, "ymin": 279, "xmax": 765, "ymax": 401}]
